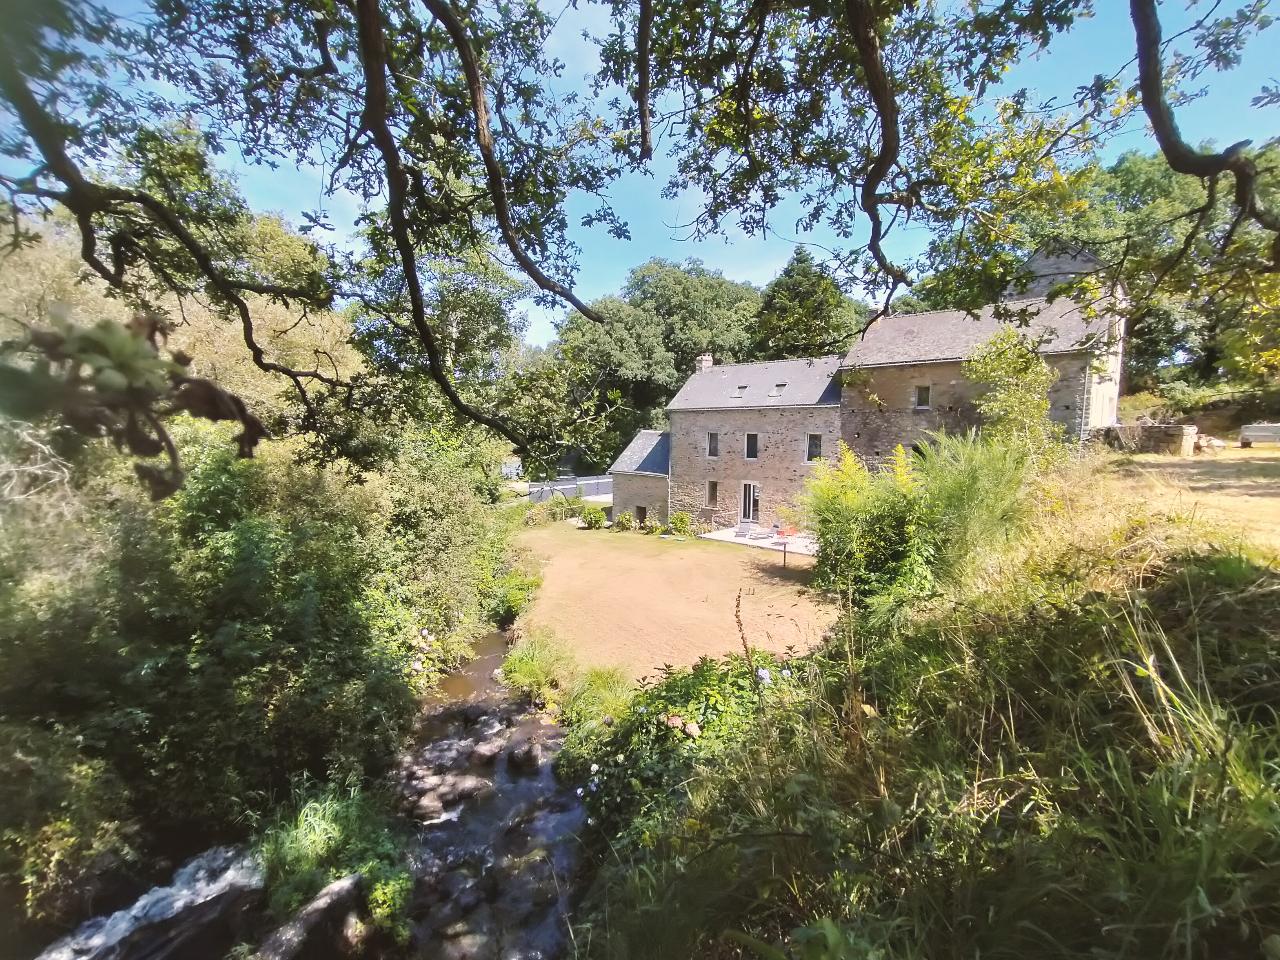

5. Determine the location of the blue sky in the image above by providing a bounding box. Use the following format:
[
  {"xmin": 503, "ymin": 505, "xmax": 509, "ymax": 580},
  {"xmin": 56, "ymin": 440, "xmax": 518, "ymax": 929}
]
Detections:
[{"xmin": 224, "ymin": 2, "xmax": 1277, "ymax": 345}]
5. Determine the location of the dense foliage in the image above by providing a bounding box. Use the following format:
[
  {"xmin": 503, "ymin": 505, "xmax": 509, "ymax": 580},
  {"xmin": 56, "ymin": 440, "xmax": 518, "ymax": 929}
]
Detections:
[{"xmin": 0, "ymin": 418, "xmax": 527, "ymax": 924}]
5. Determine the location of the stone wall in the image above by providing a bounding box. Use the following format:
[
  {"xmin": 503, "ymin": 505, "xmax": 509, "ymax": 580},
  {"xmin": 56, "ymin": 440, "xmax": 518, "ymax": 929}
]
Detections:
[
  {"xmin": 668, "ymin": 406, "xmax": 841, "ymax": 529},
  {"xmin": 610, "ymin": 473, "xmax": 669, "ymax": 525},
  {"xmin": 839, "ymin": 352, "xmax": 1097, "ymax": 463},
  {"xmin": 1103, "ymin": 423, "xmax": 1197, "ymax": 456}
]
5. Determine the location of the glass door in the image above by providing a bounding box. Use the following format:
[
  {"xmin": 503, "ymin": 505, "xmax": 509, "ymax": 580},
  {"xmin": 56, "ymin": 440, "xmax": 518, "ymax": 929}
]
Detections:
[{"xmin": 740, "ymin": 482, "xmax": 760, "ymax": 522}]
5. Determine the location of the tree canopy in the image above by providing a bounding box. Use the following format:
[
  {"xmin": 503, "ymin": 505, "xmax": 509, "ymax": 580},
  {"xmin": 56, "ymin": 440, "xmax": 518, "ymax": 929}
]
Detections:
[
  {"xmin": 1, "ymin": 0, "xmax": 1276, "ymax": 471},
  {"xmin": 753, "ymin": 248, "xmax": 867, "ymax": 360}
]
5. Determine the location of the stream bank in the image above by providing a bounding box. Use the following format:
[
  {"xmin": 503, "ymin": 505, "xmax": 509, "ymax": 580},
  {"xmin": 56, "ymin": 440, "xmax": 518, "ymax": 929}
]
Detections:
[{"xmin": 30, "ymin": 630, "xmax": 588, "ymax": 960}]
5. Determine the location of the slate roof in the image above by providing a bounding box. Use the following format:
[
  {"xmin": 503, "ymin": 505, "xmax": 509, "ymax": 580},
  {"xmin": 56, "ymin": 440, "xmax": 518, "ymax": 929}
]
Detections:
[
  {"xmin": 666, "ymin": 356, "xmax": 843, "ymax": 412},
  {"xmin": 840, "ymin": 297, "xmax": 1113, "ymax": 369},
  {"xmin": 609, "ymin": 430, "xmax": 670, "ymax": 476}
]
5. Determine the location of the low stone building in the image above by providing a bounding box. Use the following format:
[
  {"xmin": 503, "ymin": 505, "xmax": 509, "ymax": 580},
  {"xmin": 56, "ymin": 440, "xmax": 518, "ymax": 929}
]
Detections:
[
  {"xmin": 609, "ymin": 256, "xmax": 1124, "ymax": 531},
  {"xmin": 608, "ymin": 429, "xmax": 670, "ymax": 525}
]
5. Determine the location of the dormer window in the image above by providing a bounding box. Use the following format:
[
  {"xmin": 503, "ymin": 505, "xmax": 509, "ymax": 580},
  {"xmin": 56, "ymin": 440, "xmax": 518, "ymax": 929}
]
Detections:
[
  {"xmin": 731, "ymin": 384, "xmax": 748, "ymax": 398},
  {"xmin": 768, "ymin": 382, "xmax": 787, "ymax": 397}
]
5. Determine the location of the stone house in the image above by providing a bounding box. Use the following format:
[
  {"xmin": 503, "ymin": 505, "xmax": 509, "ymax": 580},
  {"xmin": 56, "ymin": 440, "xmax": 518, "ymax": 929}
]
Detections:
[{"xmin": 608, "ymin": 279, "xmax": 1123, "ymax": 530}]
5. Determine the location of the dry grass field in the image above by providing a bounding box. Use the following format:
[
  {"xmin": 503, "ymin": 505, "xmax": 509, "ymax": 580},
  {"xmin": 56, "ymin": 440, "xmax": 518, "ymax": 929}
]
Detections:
[
  {"xmin": 516, "ymin": 522, "xmax": 837, "ymax": 679},
  {"xmin": 1113, "ymin": 445, "xmax": 1280, "ymax": 552}
]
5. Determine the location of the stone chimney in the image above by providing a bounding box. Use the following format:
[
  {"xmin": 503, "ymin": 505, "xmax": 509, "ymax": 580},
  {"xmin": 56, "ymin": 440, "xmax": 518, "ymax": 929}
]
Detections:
[{"xmin": 695, "ymin": 353, "xmax": 714, "ymax": 372}]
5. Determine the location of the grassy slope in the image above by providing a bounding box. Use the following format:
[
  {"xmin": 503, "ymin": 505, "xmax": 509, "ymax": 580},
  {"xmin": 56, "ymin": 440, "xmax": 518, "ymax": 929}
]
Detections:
[{"xmin": 555, "ymin": 451, "xmax": 1280, "ymax": 959}]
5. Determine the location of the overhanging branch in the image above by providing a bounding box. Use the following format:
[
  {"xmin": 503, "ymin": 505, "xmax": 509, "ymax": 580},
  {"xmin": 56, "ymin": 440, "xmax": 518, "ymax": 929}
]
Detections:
[
  {"xmin": 419, "ymin": 0, "xmax": 606, "ymax": 323},
  {"xmin": 1130, "ymin": 0, "xmax": 1280, "ymax": 270}
]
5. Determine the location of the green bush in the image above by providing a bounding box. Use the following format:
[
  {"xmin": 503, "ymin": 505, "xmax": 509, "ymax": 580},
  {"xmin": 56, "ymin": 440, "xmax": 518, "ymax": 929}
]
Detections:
[
  {"xmin": 963, "ymin": 327, "xmax": 1065, "ymax": 460},
  {"xmin": 581, "ymin": 504, "xmax": 607, "ymax": 529},
  {"xmin": 613, "ymin": 511, "xmax": 635, "ymax": 532},
  {"xmin": 549, "ymin": 495, "xmax": 586, "ymax": 521},
  {"xmin": 0, "ymin": 419, "xmax": 521, "ymax": 924},
  {"xmin": 802, "ymin": 434, "xmax": 1029, "ymax": 609},
  {"xmin": 641, "ymin": 517, "xmax": 663, "ymax": 535},
  {"xmin": 667, "ymin": 511, "xmax": 692, "ymax": 536}
]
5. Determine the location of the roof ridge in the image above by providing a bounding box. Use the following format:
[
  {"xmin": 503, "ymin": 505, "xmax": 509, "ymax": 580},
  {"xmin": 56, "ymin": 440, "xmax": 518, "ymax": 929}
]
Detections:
[
  {"xmin": 866, "ymin": 297, "xmax": 1051, "ymax": 323},
  {"xmin": 694, "ymin": 354, "xmax": 842, "ymax": 371}
]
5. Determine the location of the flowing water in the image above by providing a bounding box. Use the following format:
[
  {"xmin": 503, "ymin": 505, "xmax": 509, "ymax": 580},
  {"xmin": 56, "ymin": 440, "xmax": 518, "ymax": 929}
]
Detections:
[{"xmin": 25, "ymin": 631, "xmax": 587, "ymax": 960}]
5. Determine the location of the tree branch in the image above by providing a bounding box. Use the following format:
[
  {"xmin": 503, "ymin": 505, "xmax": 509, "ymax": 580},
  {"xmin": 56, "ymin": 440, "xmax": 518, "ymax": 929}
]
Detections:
[
  {"xmin": 418, "ymin": 0, "xmax": 605, "ymax": 323},
  {"xmin": 1130, "ymin": 0, "xmax": 1280, "ymax": 270},
  {"xmin": 353, "ymin": 0, "xmax": 529, "ymax": 449},
  {"xmin": 0, "ymin": 51, "xmax": 341, "ymax": 416},
  {"xmin": 843, "ymin": 0, "xmax": 911, "ymax": 287},
  {"xmin": 635, "ymin": 0, "xmax": 654, "ymax": 161}
]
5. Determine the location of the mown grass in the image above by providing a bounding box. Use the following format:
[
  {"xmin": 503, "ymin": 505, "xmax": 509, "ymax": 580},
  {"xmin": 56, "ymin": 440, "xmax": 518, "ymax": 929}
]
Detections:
[{"xmin": 562, "ymin": 438, "xmax": 1280, "ymax": 959}]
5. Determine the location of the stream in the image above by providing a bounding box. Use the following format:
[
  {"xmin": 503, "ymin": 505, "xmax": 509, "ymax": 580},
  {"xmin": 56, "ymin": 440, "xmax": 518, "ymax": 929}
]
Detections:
[{"xmin": 30, "ymin": 630, "xmax": 588, "ymax": 960}]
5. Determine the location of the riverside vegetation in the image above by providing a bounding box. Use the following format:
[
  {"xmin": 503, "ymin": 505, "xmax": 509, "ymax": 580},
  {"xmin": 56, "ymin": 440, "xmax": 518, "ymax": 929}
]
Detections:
[{"xmin": 0, "ymin": 227, "xmax": 540, "ymax": 947}]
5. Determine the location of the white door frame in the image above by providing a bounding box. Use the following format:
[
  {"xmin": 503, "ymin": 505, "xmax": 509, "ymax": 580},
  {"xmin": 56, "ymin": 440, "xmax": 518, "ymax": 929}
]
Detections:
[{"xmin": 740, "ymin": 481, "xmax": 760, "ymax": 523}]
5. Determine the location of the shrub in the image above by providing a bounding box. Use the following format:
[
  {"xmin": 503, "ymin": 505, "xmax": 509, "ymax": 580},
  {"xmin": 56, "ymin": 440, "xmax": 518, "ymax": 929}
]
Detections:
[
  {"xmin": 641, "ymin": 517, "xmax": 663, "ymax": 535},
  {"xmin": 963, "ymin": 327, "xmax": 1065, "ymax": 460},
  {"xmin": 548, "ymin": 495, "xmax": 586, "ymax": 521},
  {"xmin": 486, "ymin": 565, "xmax": 541, "ymax": 627},
  {"xmin": 802, "ymin": 434, "xmax": 1029, "ymax": 608},
  {"xmin": 612, "ymin": 511, "xmax": 635, "ymax": 532},
  {"xmin": 581, "ymin": 504, "xmax": 607, "ymax": 529},
  {"xmin": 667, "ymin": 511, "xmax": 692, "ymax": 536},
  {"xmin": 522, "ymin": 500, "xmax": 554, "ymax": 526}
]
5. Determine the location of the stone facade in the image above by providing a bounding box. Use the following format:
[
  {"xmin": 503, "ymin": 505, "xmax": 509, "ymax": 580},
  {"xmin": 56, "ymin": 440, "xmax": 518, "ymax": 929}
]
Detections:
[
  {"xmin": 611, "ymin": 472, "xmax": 669, "ymax": 525},
  {"xmin": 667, "ymin": 406, "xmax": 841, "ymax": 529},
  {"xmin": 839, "ymin": 350, "xmax": 1120, "ymax": 462}
]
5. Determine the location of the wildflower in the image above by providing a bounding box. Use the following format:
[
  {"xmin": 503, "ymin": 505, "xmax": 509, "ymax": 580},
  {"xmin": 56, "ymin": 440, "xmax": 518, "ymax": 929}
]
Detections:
[
  {"xmin": 587, "ymin": 817, "xmax": 595, "ymax": 826},
  {"xmin": 781, "ymin": 668, "xmax": 792, "ymax": 680},
  {"xmin": 575, "ymin": 787, "xmax": 584, "ymax": 797},
  {"xmin": 590, "ymin": 763, "xmax": 600, "ymax": 774},
  {"xmin": 638, "ymin": 706, "xmax": 647, "ymax": 714},
  {"xmin": 589, "ymin": 780, "xmax": 599, "ymax": 792},
  {"xmin": 756, "ymin": 667, "xmax": 772, "ymax": 686}
]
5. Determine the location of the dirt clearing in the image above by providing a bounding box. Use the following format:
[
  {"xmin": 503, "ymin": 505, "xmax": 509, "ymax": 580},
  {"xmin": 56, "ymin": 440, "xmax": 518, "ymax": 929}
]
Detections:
[
  {"xmin": 1114, "ymin": 446, "xmax": 1280, "ymax": 553},
  {"xmin": 517, "ymin": 523, "xmax": 837, "ymax": 679}
]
